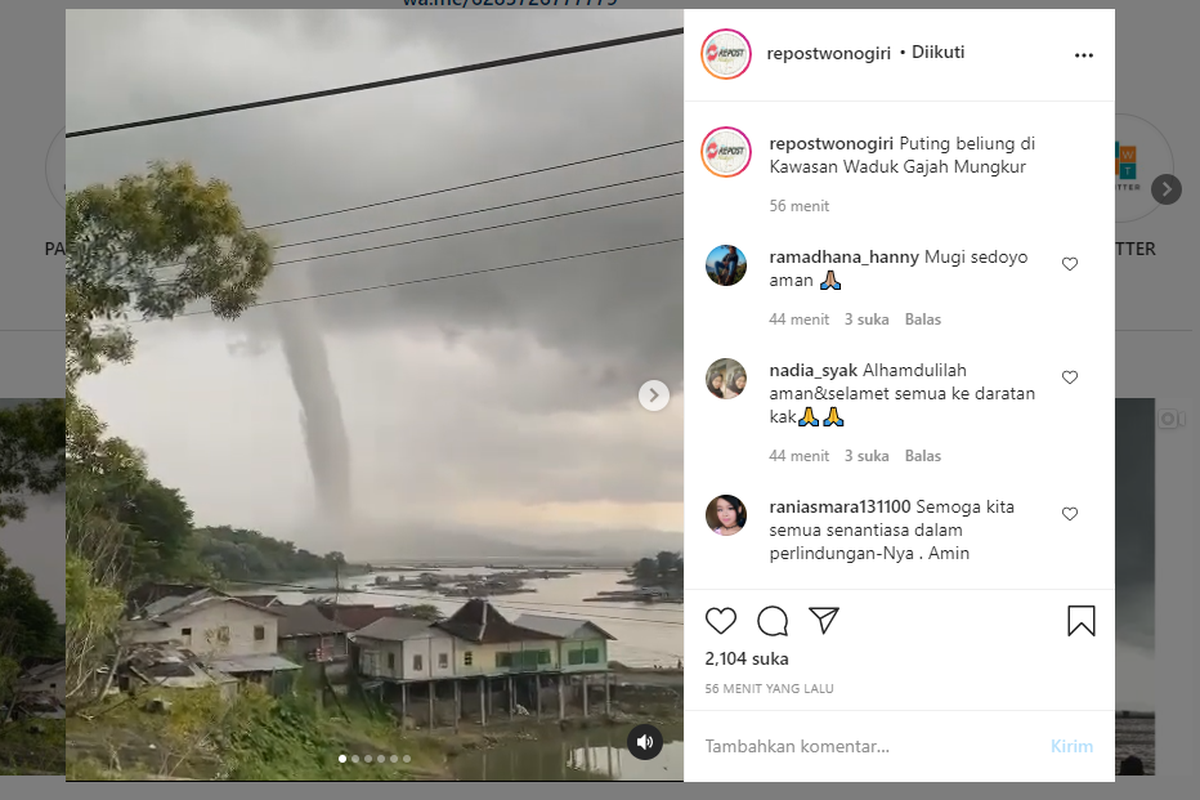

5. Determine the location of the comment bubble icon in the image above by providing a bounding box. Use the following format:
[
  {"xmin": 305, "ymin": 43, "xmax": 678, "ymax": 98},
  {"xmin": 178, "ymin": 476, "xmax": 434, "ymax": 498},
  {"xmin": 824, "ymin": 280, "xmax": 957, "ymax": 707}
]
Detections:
[{"xmin": 757, "ymin": 605, "xmax": 789, "ymax": 636}]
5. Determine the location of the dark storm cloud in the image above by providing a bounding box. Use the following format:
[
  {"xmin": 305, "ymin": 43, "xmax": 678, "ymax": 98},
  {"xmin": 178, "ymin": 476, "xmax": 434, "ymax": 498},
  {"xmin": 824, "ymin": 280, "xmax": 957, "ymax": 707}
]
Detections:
[
  {"xmin": 66, "ymin": 10, "xmax": 686, "ymax": 406},
  {"xmin": 1114, "ymin": 399, "xmax": 1155, "ymax": 651}
]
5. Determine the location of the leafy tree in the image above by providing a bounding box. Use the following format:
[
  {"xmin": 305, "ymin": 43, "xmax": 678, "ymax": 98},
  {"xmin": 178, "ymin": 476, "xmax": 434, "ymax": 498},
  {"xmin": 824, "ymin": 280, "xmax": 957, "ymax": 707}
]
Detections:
[
  {"xmin": 65, "ymin": 161, "xmax": 273, "ymax": 385},
  {"xmin": 111, "ymin": 478, "xmax": 195, "ymax": 580},
  {"xmin": 628, "ymin": 551, "xmax": 683, "ymax": 588},
  {"xmin": 0, "ymin": 550, "xmax": 58, "ymax": 658},
  {"xmin": 64, "ymin": 551, "xmax": 123, "ymax": 705},
  {"xmin": 64, "ymin": 162, "xmax": 274, "ymax": 711},
  {"xmin": 189, "ymin": 526, "xmax": 349, "ymax": 582},
  {"xmin": 394, "ymin": 604, "xmax": 444, "ymax": 621},
  {"xmin": 630, "ymin": 557, "xmax": 657, "ymax": 584},
  {"xmin": 0, "ymin": 399, "xmax": 66, "ymax": 527}
]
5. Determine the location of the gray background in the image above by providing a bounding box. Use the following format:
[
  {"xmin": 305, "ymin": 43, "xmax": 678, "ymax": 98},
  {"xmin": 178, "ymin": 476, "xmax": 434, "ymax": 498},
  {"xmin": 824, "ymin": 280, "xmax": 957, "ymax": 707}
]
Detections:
[{"xmin": 4, "ymin": 0, "xmax": 1197, "ymax": 793}]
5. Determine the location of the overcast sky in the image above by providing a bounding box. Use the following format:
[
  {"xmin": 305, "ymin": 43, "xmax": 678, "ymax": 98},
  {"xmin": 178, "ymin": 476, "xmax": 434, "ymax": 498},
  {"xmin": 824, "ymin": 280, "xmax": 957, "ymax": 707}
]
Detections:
[
  {"xmin": 1114, "ymin": 398, "xmax": 1156, "ymax": 712},
  {"xmin": 0, "ymin": 399, "xmax": 64, "ymax": 618},
  {"xmin": 66, "ymin": 10, "xmax": 685, "ymax": 558}
]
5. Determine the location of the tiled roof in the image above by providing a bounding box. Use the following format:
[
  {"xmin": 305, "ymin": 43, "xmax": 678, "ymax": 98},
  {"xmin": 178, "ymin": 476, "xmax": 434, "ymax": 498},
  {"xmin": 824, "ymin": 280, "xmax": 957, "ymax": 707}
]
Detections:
[
  {"xmin": 435, "ymin": 599, "xmax": 561, "ymax": 644},
  {"xmin": 512, "ymin": 614, "xmax": 616, "ymax": 641}
]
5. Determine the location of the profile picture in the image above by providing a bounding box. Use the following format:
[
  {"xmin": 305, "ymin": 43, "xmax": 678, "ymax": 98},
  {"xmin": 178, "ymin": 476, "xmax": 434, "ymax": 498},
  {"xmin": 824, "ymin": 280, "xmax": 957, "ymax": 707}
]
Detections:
[
  {"xmin": 707, "ymin": 495, "xmax": 747, "ymax": 537},
  {"xmin": 701, "ymin": 127, "xmax": 752, "ymax": 178},
  {"xmin": 706, "ymin": 244, "xmax": 746, "ymax": 287},
  {"xmin": 706, "ymin": 358, "xmax": 747, "ymax": 400},
  {"xmin": 701, "ymin": 29, "xmax": 752, "ymax": 80}
]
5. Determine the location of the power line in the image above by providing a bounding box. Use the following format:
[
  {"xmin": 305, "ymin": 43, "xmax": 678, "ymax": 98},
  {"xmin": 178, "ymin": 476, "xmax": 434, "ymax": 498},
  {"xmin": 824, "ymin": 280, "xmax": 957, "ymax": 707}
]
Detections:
[
  {"xmin": 66, "ymin": 28, "xmax": 685, "ymax": 139},
  {"xmin": 274, "ymin": 171, "xmax": 682, "ymax": 251},
  {"xmin": 154, "ymin": 191, "xmax": 681, "ymax": 289},
  {"xmin": 250, "ymin": 141, "xmax": 682, "ymax": 230},
  {"xmin": 267, "ymin": 191, "xmax": 679, "ymax": 268},
  {"xmin": 151, "ymin": 170, "xmax": 681, "ymax": 273},
  {"xmin": 156, "ymin": 238, "xmax": 682, "ymax": 320}
]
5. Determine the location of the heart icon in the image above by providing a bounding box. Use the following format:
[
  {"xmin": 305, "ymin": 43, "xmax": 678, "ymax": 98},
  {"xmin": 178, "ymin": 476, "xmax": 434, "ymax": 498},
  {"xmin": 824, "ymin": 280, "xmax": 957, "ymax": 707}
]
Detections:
[
  {"xmin": 1062, "ymin": 371, "xmax": 1078, "ymax": 384},
  {"xmin": 706, "ymin": 607, "xmax": 737, "ymax": 634},
  {"xmin": 1062, "ymin": 507, "xmax": 1079, "ymax": 521},
  {"xmin": 1062, "ymin": 257, "xmax": 1078, "ymax": 271}
]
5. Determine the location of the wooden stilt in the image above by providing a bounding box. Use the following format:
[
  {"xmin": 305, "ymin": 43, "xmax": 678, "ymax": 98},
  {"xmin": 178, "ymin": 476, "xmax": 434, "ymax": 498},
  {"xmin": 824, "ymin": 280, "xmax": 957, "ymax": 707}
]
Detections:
[
  {"xmin": 453, "ymin": 681, "xmax": 461, "ymax": 732},
  {"xmin": 557, "ymin": 674, "xmax": 565, "ymax": 721}
]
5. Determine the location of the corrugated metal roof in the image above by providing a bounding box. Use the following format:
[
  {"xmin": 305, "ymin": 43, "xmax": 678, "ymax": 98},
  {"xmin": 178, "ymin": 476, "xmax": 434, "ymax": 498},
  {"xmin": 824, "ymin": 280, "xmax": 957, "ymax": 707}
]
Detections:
[
  {"xmin": 149, "ymin": 591, "xmax": 284, "ymax": 623},
  {"xmin": 21, "ymin": 661, "xmax": 66, "ymax": 681},
  {"xmin": 276, "ymin": 603, "xmax": 352, "ymax": 637},
  {"xmin": 310, "ymin": 603, "xmax": 406, "ymax": 631},
  {"xmin": 353, "ymin": 616, "xmax": 439, "ymax": 642},
  {"xmin": 142, "ymin": 589, "xmax": 210, "ymax": 619},
  {"xmin": 234, "ymin": 594, "xmax": 280, "ymax": 607},
  {"xmin": 208, "ymin": 654, "xmax": 301, "ymax": 673},
  {"xmin": 512, "ymin": 614, "xmax": 617, "ymax": 641}
]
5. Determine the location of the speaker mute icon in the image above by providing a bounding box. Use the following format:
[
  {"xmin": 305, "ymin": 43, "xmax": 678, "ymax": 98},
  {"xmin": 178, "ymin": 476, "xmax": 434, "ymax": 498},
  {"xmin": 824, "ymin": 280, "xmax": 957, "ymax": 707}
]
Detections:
[{"xmin": 627, "ymin": 724, "xmax": 664, "ymax": 760}]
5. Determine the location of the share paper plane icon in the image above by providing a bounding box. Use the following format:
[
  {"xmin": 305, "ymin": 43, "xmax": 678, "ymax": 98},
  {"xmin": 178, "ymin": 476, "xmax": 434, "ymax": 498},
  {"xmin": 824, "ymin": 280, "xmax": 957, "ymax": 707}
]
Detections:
[{"xmin": 809, "ymin": 607, "xmax": 840, "ymax": 634}]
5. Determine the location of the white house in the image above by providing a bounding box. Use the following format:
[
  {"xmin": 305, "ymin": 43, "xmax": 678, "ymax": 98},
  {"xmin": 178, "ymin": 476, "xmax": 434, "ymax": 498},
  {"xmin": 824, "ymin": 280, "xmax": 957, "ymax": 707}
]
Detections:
[
  {"xmin": 16, "ymin": 661, "xmax": 66, "ymax": 704},
  {"xmin": 354, "ymin": 617, "xmax": 458, "ymax": 682},
  {"xmin": 123, "ymin": 588, "xmax": 285, "ymax": 659}
]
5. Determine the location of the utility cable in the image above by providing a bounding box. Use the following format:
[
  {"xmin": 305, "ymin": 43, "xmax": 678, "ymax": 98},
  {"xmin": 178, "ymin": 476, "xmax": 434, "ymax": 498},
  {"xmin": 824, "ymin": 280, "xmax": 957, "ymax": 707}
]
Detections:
[
  {"xmin": 250, "ymin": 141, "xmax": 682, "ymax": 230},
  {"xmin": 150, "ymin": 170, "xmax": 681, "ymax": 273},
  {"xmin": 153, "ymin": 238, "xmax": 682, "ymax": 320},
  {"xmin": 66, "ymin": 28, "xmax": 684, "ymax": 138}
]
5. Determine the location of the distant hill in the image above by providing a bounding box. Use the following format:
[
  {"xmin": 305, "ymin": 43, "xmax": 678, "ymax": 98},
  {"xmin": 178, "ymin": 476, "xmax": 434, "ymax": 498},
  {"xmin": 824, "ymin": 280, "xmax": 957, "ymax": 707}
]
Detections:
[{"xmin": 285, "ymin": 521, "xmax": 682, "ymax": 564}]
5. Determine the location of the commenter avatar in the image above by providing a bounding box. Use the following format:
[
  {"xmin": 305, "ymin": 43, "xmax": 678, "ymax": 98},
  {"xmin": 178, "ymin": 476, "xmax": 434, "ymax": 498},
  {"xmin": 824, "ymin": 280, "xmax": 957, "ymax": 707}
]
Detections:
[
  {"xmin": 706, "ymin": 358, "xmax": 747, "ymax": 399},
  {"xmin": 706, "ymin": 244, "xmax": 747, "ymax": 287},
  {"xmin": 707, "ymin": 495, "xmax": 747, "ymax": 537}
]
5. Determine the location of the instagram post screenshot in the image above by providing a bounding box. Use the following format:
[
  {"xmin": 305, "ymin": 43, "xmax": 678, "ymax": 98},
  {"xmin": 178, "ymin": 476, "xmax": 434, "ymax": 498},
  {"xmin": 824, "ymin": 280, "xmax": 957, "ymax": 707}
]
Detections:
[{"xmin": 4, "ymin": 0, "xmax": 1192, "ymax": 795}]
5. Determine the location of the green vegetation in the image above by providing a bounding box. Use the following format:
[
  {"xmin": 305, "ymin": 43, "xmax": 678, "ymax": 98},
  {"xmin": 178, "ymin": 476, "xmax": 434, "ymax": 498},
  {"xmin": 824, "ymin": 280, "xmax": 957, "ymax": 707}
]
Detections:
[
  {"xmin": 66, "ymin": 162, "xmax": 276, "ymax": 716},
  {"xmin": 192, "ymin": 526, "xmax": 349, "ymax": 583},
  {"xmin": 0, "ymin": 551, "xmax": 60, "ymax": 665},
  {"xmin": 0, "ymin": 398, "xmax": 65, "ymax": 669},
  {"xmin": 0, "ymin": 399, "xmax": 65, "ymax": 527},
  {"xmin": 628, "ymin": 551, "xmax": 683, "ymax": 589},
  {"xmin": 66, "ymin": 685, "xmax": 445, "ymax": 780},
  {"xmin": 0, "ymin": 399, "xmax": 65, "ymax": 774},
  {"xmin": 393, "ymin": 604, "xmax": 445, "ymax": 621},
  {"xmin": 0, "ymin": 719, "xmax": 66, "ymax": 775}
]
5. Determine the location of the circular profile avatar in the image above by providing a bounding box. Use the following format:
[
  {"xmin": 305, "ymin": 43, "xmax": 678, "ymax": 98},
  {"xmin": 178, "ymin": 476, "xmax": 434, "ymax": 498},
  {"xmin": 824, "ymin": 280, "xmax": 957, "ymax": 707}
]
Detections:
[
  {"xmin": 706, "ymin": 244, "xmax": 747, "ymax": 287},
  {"xmin": 706, "ymin": 357, "xmax": 747, "ymax": 400},
  {"xmin": 708, "ymin": 495, "xmax": 747, "ymax": 537},
  {"xmin": 702, "ymin": 127, "xmax": 752, "ymax": 178},
  {"xmin": 702, "ymin": 29, "xmax": 752, "ymax": 80}
]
